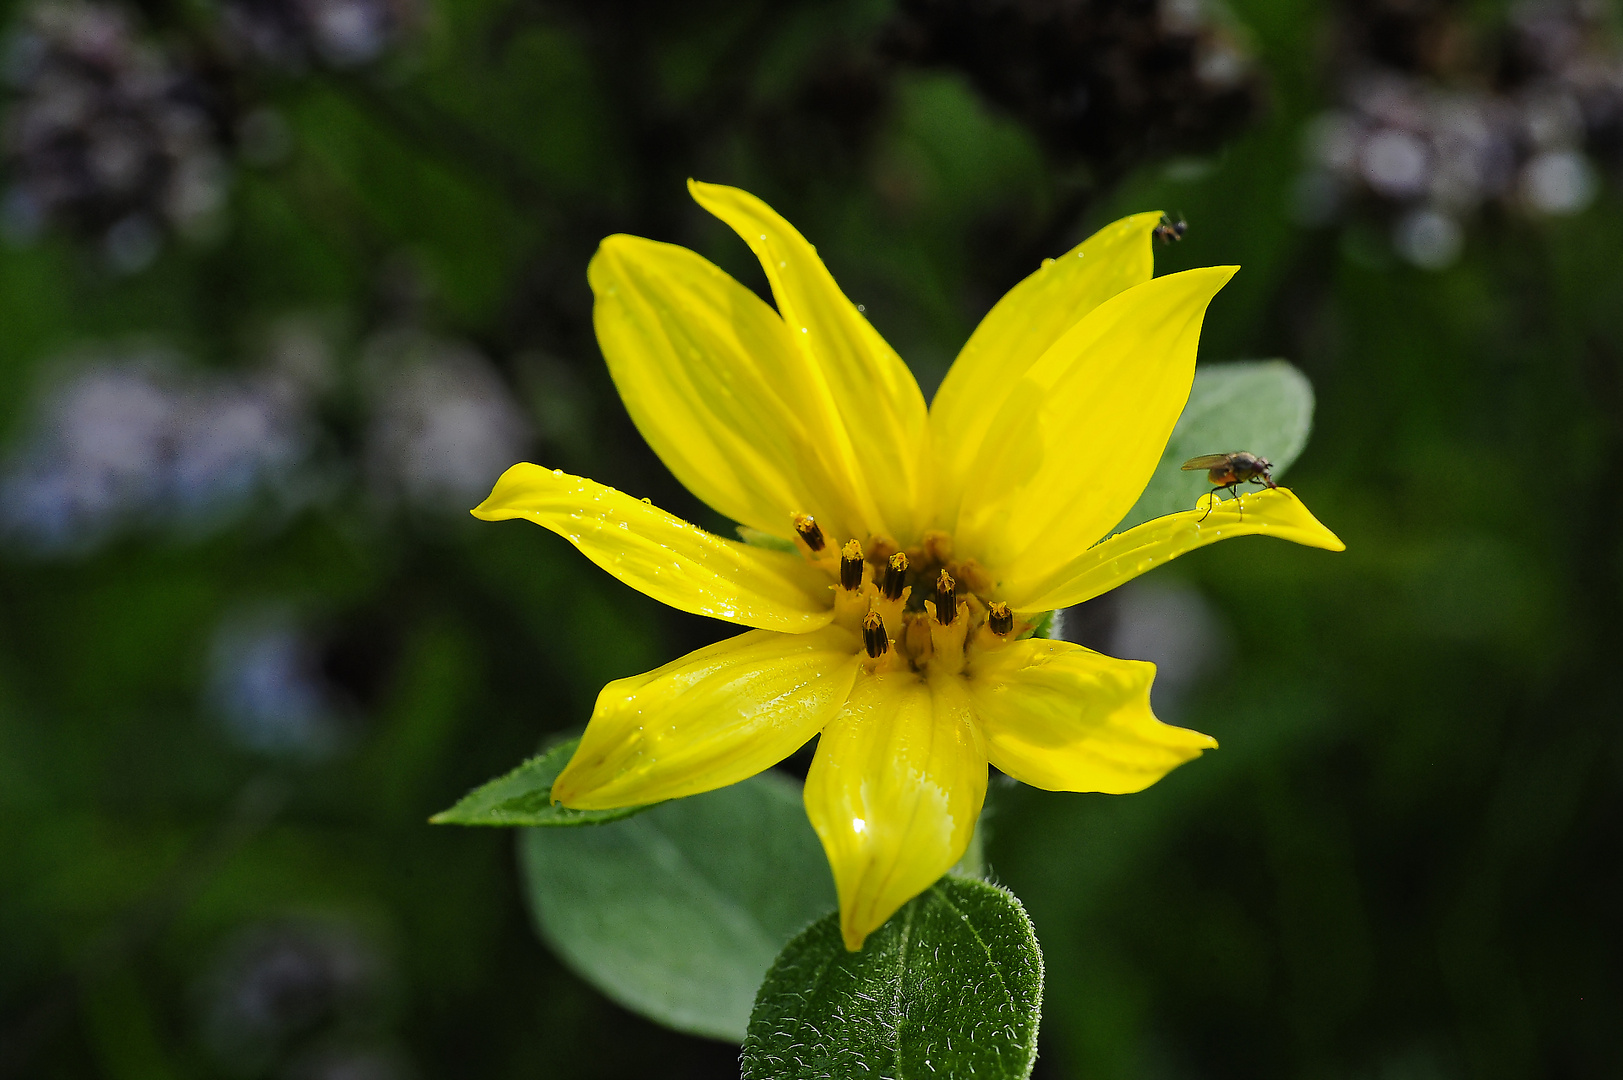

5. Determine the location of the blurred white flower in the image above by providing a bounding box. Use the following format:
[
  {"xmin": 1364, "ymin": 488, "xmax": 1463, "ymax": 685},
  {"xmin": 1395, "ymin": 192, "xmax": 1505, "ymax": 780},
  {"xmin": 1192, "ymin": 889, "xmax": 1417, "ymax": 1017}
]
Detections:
[
  {"xmin": 362, "ymin": 331, "xmax": 530, "ymax": 513},
  {"xmin": 0, "ymin": 352, "xmax": 311, "ymax": 552},
  {"xmin": 1521, "ymin": 148, "xmax": 1597, "ymax": 213},
  {"xmin": 1395, "ymin": 209, "xmax": 1464, "ymax": 270}
]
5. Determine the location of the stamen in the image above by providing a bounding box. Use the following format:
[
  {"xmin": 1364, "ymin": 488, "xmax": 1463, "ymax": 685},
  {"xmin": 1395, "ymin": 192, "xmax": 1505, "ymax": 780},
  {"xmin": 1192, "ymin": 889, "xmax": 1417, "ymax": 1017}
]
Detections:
[
  {"xmin": 862, "ymin": 610, "xmax": 888, "ymax": 659},
  {"xmin": 989, "ymin": 601, "xmax": 1013, "ymax": 636},
  {"xmin": 793, "ymin": 513, "xmax": 825, "ymax": 552},
  {"xmin": 881, "ymin": 552, "xmax": 908, "ymax": 601},
  {"xmin": 935, "ymin": 569, "xmax": 957, "ymax": 625},
  {"xmin": 840, "ymin": 540, "xmax": 865, "ymax": 591}
]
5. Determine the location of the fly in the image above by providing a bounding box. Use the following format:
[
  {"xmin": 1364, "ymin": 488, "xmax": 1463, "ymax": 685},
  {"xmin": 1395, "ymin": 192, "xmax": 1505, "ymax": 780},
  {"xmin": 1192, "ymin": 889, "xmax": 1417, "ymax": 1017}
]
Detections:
[
  {"xmin": 1153, "ymin": 213, "xmax": 1187, "ymax": 244},
  {"xmin": 1182, "ymin": 451, "xmax": 1276, "ymax": 520}
]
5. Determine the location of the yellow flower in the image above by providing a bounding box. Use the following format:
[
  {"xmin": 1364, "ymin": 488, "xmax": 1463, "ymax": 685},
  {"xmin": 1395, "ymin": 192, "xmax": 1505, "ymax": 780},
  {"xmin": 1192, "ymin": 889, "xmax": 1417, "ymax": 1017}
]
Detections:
[{"xmin": 474, "ymin": 181, "xmax": 1344, "ymax": 951}]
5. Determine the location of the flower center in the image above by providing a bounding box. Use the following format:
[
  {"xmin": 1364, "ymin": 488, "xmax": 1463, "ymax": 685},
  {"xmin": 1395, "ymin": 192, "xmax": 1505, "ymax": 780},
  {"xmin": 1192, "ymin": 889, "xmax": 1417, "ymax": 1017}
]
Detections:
[{"xmin": 791, "ymin": 513, "xmax": 1028, "ymax": 676}]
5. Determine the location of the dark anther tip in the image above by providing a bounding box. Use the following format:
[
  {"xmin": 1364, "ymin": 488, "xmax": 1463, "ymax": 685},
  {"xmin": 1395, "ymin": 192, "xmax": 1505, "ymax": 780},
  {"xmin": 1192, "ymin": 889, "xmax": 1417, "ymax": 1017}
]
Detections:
[
  {"xmin": 989, "ymin": 601, "xmax": 1013, "ymax": 635},
  {"xmin": 881, "ymin": 551, "xmax": 908, "ymax": 601},
  {"xmin": 935, "ymin": 569, "xmax": 957, "ymax": 625},
  {"xmin": 840, "ymin": 540, "xmax": 864, "ymax": 591},
  {"xmin": 793, "ymin": 513, "xmax": 825, "ymax": 552},
  {"xmin": 862, "ymin": 611, "xmax": 888, "ymax": 658}
]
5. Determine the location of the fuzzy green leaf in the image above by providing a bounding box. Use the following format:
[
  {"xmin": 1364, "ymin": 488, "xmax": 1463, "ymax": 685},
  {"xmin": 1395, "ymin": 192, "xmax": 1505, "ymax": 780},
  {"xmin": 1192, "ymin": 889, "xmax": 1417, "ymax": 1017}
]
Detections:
[
  {"xmin": 741, "ymin": 876, "xmax": 1044, "ymax": 1080},
  {"xmin": 1023, "ymin": 609, "xmax": 1063, "ymax": 640},
  {"xmin": 737, "ymin": 525, "xmax": 799, "ymax": 552},
  {"xmin": 519, "ymin": 770, "xmax": 835, "ymax": 1042},
  {"xmin": 1117, "ymin": 359, "xmax": 1315, "ymax": 532},
  {"xmin": 430, "ymin": 737, "xmax": 656, "ymax": 827}
]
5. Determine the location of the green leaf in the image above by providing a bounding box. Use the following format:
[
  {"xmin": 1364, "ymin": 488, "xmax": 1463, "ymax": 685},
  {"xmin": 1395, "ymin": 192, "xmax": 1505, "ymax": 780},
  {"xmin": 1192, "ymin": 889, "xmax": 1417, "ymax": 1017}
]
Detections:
[
  {"xmin": 429, "ymin": 737, "xmax": 656, "ymax": 827},
  {"xmin": 519, "ymin": 770, "xmax": 836, "ymax": 1042},
  {"xmin": 742, "ymin": 876, "xmax": 1044, "ymax": 1080},
  {"xmin": 737, "ymin": 525, "xmax": 799, "ymax": 553},
  {"xmin": 1023, "ymin": 608, "xmax": 1064, "ymax": 640},
  {"xmin": 1116, "ymin": 359, "xmax": 1315, "ymax": 532}
]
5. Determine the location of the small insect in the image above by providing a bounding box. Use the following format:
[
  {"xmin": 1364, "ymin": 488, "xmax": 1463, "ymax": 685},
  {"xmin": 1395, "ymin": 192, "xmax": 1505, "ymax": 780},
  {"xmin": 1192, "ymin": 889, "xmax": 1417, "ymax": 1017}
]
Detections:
[
  {"xmin": 1153, "ymin": 213, "xmax": 1187, "ymax": 244},
  {"xmin": 1181, "ymin": 451, "xmax": 1276, "ymax": 520}
]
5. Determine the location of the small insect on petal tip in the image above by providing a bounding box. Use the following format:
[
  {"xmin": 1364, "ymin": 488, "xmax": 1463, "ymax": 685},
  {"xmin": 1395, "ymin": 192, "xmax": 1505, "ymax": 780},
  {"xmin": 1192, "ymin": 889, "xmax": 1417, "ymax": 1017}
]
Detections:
[
  {"xmin": 862, "ymin": 610, "xmax": 888, "ymax": 658},
  {"xmin": 792, "ymin": 513, "xmax": 825, "ymax": 552},
  {"xmin": 840, "ymin": 540, "xmax": 864, "ymax": 591}
]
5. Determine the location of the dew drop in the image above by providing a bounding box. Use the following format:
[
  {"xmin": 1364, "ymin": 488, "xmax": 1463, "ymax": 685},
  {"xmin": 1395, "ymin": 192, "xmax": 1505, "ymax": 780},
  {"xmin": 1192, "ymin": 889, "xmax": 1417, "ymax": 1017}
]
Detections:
[
  {"xmin": 552, "ymin": 468, "xmax": 563, "ymax": 476},
  {"xmin": 1042, "ymin": 257, "xmax": 1055, "ymax": 267},
  {"xmin": 856, "ymin": 304, "xmax": 866, "ymax": 312},
  {"xmin": 641, "ymin": 497, "xmax": 651, "ymax": 504}
]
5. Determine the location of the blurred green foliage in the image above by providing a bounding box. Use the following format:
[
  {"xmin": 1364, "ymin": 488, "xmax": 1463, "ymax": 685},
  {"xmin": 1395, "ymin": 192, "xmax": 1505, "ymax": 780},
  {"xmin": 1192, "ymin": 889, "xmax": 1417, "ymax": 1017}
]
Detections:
[{"xmin": 0, "ymin": 0, "xmax": 1618, "ymax": 1077}]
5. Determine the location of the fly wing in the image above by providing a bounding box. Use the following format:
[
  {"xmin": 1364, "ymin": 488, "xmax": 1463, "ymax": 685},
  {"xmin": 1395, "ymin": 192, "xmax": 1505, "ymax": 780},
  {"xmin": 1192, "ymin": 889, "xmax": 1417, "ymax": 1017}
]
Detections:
[{"xmin": 1180, "ymin": 453, "xmax": 1232, "ymax": 471}]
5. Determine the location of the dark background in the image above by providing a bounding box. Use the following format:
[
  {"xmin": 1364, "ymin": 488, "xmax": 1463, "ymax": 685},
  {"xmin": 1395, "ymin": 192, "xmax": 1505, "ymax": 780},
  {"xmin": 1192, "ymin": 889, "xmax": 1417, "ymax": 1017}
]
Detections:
[{"xmin": 0, "ymin": 0, "xmax": 1619, "ymax": 1076}]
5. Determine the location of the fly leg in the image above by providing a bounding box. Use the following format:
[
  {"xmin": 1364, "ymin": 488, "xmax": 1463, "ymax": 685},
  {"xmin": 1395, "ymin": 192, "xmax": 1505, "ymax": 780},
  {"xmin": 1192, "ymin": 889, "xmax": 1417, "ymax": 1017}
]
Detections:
[{"xmin": 1198, "ymin": 486, "xmax": 1220, "ymax": 521}]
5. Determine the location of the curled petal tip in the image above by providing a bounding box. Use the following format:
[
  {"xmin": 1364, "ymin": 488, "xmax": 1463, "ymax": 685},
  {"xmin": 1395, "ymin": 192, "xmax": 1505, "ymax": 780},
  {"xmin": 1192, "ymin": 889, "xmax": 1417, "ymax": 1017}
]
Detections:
[{"xmin": 1276, "ymin": 487, "xmax": 1347, "ymax": 551}]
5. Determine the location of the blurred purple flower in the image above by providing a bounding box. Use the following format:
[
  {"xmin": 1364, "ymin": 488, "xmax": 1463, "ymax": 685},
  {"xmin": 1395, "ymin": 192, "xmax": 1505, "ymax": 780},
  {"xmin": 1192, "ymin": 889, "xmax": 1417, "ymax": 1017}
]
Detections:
[
  {"xmin": 1298, "ymin": 0, "xmax": 1623, "ymax": 267},
  {"xmin": 221, "ymin": 0, "xmax": 415, "ymax": 70},
  {"xmin": 208, "ymin": 608, "xmax": 347, "ymax": 759},
  {"xmin": 1, "ymin": 0, "xmax": 229, "ymax": 268},
  {"xmin": 0, "ymin": 352, "xmax": 311, "ymax": 552},
  {"xmin": 198, "ymin": 919, "xmax": 390, "ymax": 1075}
]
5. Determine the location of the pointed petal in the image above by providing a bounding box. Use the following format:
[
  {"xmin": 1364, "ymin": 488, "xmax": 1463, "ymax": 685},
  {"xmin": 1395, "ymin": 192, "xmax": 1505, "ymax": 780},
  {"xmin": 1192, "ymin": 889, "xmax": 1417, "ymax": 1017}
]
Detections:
[
  {"xmin": 552, "ymin": 627, "xmax": 861, "ymax": 808},
  {"xmin": 473, "ymin": 464, "xmax": 834, "ymax": 632},
  {"xmin": 967, "ymin": 638, "xmax": 1214, "ymax": 794},
  {"xmin": 931, "ymin": 211, "xmax": 1163, "ymax": 514},
  {"xmin": 689, "ymin": 179, "xmax": 929, "ymax": 545},
  {"xmin": 954, "ymin": 266, "xmax": 1238, "ymax": 582},
  {"xmin": 1001, "ymin": 487, "xmax": 1345, "ymax": 613},
  {"xmin": 589, "ymin": 234, "xmax": 871, "ymax": 545},
  {"xmin": 804, "ymin": 673, "xmax": 988, "ymax": 951}
]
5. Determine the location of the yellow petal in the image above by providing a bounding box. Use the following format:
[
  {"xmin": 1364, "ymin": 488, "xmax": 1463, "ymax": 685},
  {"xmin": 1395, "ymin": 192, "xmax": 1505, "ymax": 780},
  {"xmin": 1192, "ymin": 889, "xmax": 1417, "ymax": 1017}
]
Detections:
[
  {"xmin": 589, "ymin": 234, "xmax": 872, "ymax": 545},
  {"xmin": 953, "ymin": 266, "xmax": 1238, "ymax": 583},
  {"xmin": 931, "ymin": 211, "xmax": 1163, "ymax": 512},
  {"xmin": 688, "ymin": 179, "xmax": 929, "ymax": 545},
  {"xmin": 472, "ymin": 463, "xmax": 835, "ymax": 632},
  {"xmin": 804, "ymin": 672, "xmax": 988, "ymax": 951},
  {"xmin": 1001, "ymin": 486, "xmax": 1346, "ymax": 612},
  {"xmin": 966, "ymin": 638, "xmax": 1214, "ymax": 793},
  {"xmin": 553, "ymin": 626, "xmax": 862, "ymax": 808}
]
